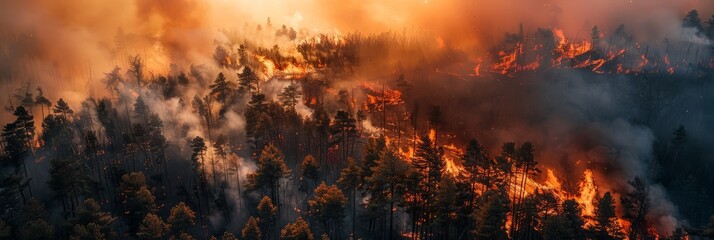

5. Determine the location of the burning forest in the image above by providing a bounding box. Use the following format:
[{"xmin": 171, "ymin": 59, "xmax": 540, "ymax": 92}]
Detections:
[{"xmin": 1, "ymin": 0, "xmax": 714, "ymax": 239}]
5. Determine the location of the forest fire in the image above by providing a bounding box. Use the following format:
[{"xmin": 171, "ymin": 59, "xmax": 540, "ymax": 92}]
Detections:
[{"xmin": 0, "ymin": 1, "xmax": 712, "ymax": 240}]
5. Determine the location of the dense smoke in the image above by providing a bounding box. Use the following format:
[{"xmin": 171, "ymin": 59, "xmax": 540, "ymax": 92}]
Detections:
[{"xmin": 1, "ymin": 0, "xmax": 713, "ymax": 237}]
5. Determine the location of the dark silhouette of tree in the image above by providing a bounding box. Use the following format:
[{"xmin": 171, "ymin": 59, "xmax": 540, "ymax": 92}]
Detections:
[
  {"xmin": 128, "ymin": 55, "xmax": 144, "ymax": 87},
  {"xmin": 428, "ymin": 105, "xmax": 442, "ymax": 143},
  {"xmin": 247, "ymin": 144, "xmax": 291, "ymax": 207},
  {"xmin": 48, "ymin": 156, "xmax": 91, "ymax": 219},
  {"xmin": 308, "ymin": 182, "xmax": 347, "ymax": 239},
  {"xmin": 541, "ymin": 214, "xmax": 574, "ymax": 240},
  {"xmin": 70, "ymin": 198, "xmax": 117, "ymax": 239},
  {"xmin": 213, "ymin": 46, "xmax": 232, "ymax": 69},
  {"xmin": 511, "ymin": 142, "xmax": 539, "ymax": 238},
  {"xmin": 220, "ymin": 231, "xmax": 238, "ymax": 240},
  {"xmin": 192, "ymin": 95, "xmax": 214, "ymax": 144},
  {"xmin": 242, "ymin": 217, "xmax": 262, "ymax": 240},
  {"xmin": 53, "ymin": 98, "xmax": 74, "ymax": 116},
  {"xmin": 245, "ymin": 94, "xmax": 272, "ymax": 151},
  {"xmin": 238, "ymin": 66, "xmax": 259, "ymax": 93},
  {"xmin": 33, "ymin": 87, "xmax": 51, "ymax": 119},
  {"xmin": 434, "ymin": 174, "xmax": 458, "ymax": 239},
  {"xmin": 279, "ymin": 81, "xmax": 302, "ymax": 109},
  {"xmin": 103, "ymin": 66, "xmax": 124, "ymax": 93},
  {"xmin": 118, "ymin": 172, "xmax": 156, "ymax": 234},
  {"xmin": 69, "ymin": 223, "xmax": 105, "ymax": 240},
  {"xmin": 621, "ymin": 177, "xmax": 652, "ymax": 240},
  {"xmin": 209, "ymin": 72, "xmax": 236, "ymax": 104},
  {"xmin": 472, "ymin": 191, "xmax": 509, "ymax": 240},
  {"xmin": 257, "ymin": 196, "xmax": 277, "ymax": 239},
  {"xmin": 410, "ymin": 134, "xmax": 444, "ymax": 237},
  {"xmin": 0, "ymin": 106, "xmax": 35, "ymax": 219},
  {"xmin": 301, "ymin": 155, "xmax": 320, "ymax": 192},
  {"xmin": 360, "ymin": 136, "xmax": 386, "ymax": 191},
  {"xmin": 367, "ymin": 148, "xmax": 411, "ymax": 240},
  {"xmin": 167, "ymin": 202, "xmax": 196, "ymax": 236},
  {"xmin": 138, "ymin": 213, "xmax": 166, "ymax": 240},
  {"xmin": 280, "ymin": 217, "xmax": 315, "ymax": 240},
  {"xmin": 329, "ymin": 110, "xmax": 357, "ymax": 166},
  {"xmin": 462, "ymin": 139, "xmax": 490, "ymax": 193},
  {"xmin": 412, "ymin": 135, "xmax": 444, "ymax": 184},
  {"xmin": 337, "ymin": 157, "xmax": 361, "ymax": 238},
  {"xmin": 134, "ymin": 96, "xmax": 150, "ymax": 124},
  {"xmin": 670, "ymin": 125, "xmax": 687, "ymax": 168},
  {"xmin": 175, "ymin": 232, "xmax": 196, "ymax": 240},
  {"xmin": 593, "ymin": 192, "xmax": 625, "ymax": 240},
  {"xmin": 591, "ymin": 25, "xmax": 600, "ymax": 47},
  {"xmin": 189, "ymin": 136, "xmax": 208, "ymax": 195},
  {"xmin": 706, "ymin": 15, "xmax": 714, "ymax": 39},
  {"xmin": 683, "ymin": 10, "xmax": 704, "ymax": 33},
  {"xmin": 541, "ymin": 199, "xmax": 585, "ymax": 240},
  {"xmin": 42, "ymin": 110, "xmax": 74, "ymax": 156}
]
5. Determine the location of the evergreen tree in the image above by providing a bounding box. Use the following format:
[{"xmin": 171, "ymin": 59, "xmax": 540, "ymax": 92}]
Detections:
[
  {"xmin": 280, "ymin": 217, "xmax": 315, "ymax": 240},
  {"xmin": 242, "ymin": 217, "xmax": 262, "ymax": 240},
  {"xmin": 301, "ymin": 155, "xmax": 320, "ymax": 191},
  {"xmin": 278, "ymin": 81, "xmax": 302, "ymax": 109},
  {"xmin": 412, "ymin": 135, "xmax": 445, "ymax": 185},
  {"xmin": 621, "ymin": 177, "xmax": 652, "ymax": 240},
  {"xmin": 209, "ymin": 72, "xmax": 235, "ymax": 103},
  {"xmin": 434, "ymin": 174, "xmax": 458, "ymax": 239},
  {"xmin": 70, "ymin": 198, "xmax": 117, "ymax": 239},
  {"xmin": 69, "ymin": 223, "xmax": 105, "ymax": 240},
  {"xmin": 257, "ymin": 196, "xmax": 277, "ymax": 239},
  {"xmin": 462, "ymin": 139, "xmax": 491, "ymax": 192},
  {"xmin": 167, "ymin": 202, "xmax": 196, "ymax": 235},
  {"xmin": 238, "ymin": 66, "xmax": 259, "ymax": 93},
  {"xmin": 329, "ymin": 110, "xmax": 357, "ymax": 165},
  {"xmin": 337, "ymin": 157, "xmax": 361, "ymax": 238},
  {"xmin": 541, "ymin": 199, "xmax": 585, "ymax": 240},
  {"xmin": 189, "ymin": 136, "xmax": 208, "ymax": 193},
  {"xmin": 670, "ymin": 125, "xmax": 687, "ymax": 168},
  {"xmin": 0, "ymin": 107, "xmax": 35, "ymax": 220},
  {"xmin": 134, "ymin": 96, "xmax": 150, "ymax": 124},
  {"xmin": 593, "ymin": 192, "xmax": 625, "ymax": 240},
  {"xmin": 53, "ymin": 98, "xmax": 74, "ymax": 116},
  {"xmin": 48, "ymin": 156, "xmax": 91, "ymax": 218},
  {"xmin": 128, "ymin": 55, "xmax": 144, "ymax": 87},
  {"xmin": 118, "ymin": 172, "xmax": 157, "ymax": 234},
  {"xmin": 472, "ymin": 192, "xmax": 509, "ymax": 240},
  {"xmin": 3, "ymin": 107, "xmax": 35, "ymax": 159},
  {"xmin": 683, "ymin": 10, "xmax": 704, "ymax": 33},
  {"xmin": 591, "ymin": 25, "xmax": 601, "ymax": 47},
  {"xmin": 138, "ymin": 213, "xmax": 166, "ymax": 240},
  {"xmin": 244, "ymin": 94, "xmax": 272, "ymax": 151},
  {"xmin": 308, "ymin": 182, "xmax": 347, "ymax": 238},
  {"xmin": 367, "ymin": 149, "xmax": 411, "ymax": 240},
  {"xmin": 42, "ymin": 108, "xmax": 74, "ymax": 155},
  {"xmin": 410, "ymin": 134, "xmax": 445, "ymax": 236},
  {"xmin": 541, "ymin": 215, "xmax": 574, "ymax": 240},
  {"xmin": 103, "ymin": 66, "xmax": 124, "ymax": 93},
  {"xmin": 706, "ymin": 14, "xmax": 714, "ymax": 39},
  {"xmin": 34, "ymin": 87, "xmax": 52, "ymax": 118},
  {"xmin": 562, "ymin": 199, "xmax": 586, "ymax": 238},
  {"xmin": 213, "ymin": 46, "xmax": 231, "ymax": 68},
  {"xmin": 220, "ymin": 231, "xmax": 238, "ymax": 240},
  {"xmin": 360, "ymin": 136, "xmax": 386, "ymax": 190},
  {"xmin": 247, "ymin": 144, "xmax": 291, "ymax": 204}
]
